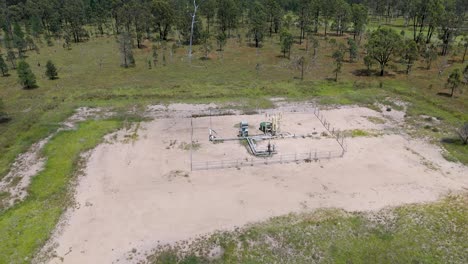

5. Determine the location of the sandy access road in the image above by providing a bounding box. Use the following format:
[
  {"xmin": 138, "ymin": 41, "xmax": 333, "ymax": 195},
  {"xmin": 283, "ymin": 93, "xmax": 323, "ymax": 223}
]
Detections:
[{"xmin": 42, "ymin": 104, "xmax": 467, "ymax": 264}]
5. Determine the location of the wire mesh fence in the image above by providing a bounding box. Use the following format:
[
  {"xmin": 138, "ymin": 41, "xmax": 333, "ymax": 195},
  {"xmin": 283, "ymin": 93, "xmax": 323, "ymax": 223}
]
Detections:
[
  {"xmin": 190, "ymin": 104, "xmax": 347, "ymax": 171},
  {"xmin": 192, "ymin": 150, "xmax": 344, "ymax": 171}
]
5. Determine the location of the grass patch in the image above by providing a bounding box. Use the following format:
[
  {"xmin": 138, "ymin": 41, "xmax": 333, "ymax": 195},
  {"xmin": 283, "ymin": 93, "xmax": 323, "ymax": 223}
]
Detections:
[
  {"xmin": 367, "ymin": 116, "xmax": 386, "ymax": 124},
  {"xmin": 147, "ymin": 195, "xmax": 468, "ymax": 263},
  {"xmin": 350, "ymin": 129, "xmax": 371, "ymax": 137},
  {"xmin": 0, "ymin": 120, "xmax": 121, "ymax": 263},
  {"xmin": 442, "ymin": 139, "xmax": 468, "ymax": 164}
]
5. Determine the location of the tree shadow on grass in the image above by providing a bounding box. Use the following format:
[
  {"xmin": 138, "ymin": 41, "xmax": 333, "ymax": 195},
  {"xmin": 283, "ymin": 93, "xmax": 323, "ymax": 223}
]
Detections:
[
  {"xmin": 441, "ymin": 137, "xmax": 461, "ymax": 144},
  {"xmin": 0, "ymin": 115, "xmax": 11, "ymax": 124},
  {"xmin": 23, "ymin": 85, "xmax": 39, "ymax": 90},
  {"xmin": 352, "ymin": 69, "xmax": 379, "ymax": 76},
  {"xmin": 436, "ymin": 92, "xmax": 452, "ymax": 98}
]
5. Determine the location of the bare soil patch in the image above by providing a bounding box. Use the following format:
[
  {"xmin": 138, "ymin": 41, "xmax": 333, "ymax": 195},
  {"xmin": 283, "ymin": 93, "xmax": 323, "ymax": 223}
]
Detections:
[
  {"xmin": 0, "ymin": 107, "xmax": 109, "ymax": 210},
  {"xmin": 44, "ymin": 103, "xmax": 467, "ymax": 264}
]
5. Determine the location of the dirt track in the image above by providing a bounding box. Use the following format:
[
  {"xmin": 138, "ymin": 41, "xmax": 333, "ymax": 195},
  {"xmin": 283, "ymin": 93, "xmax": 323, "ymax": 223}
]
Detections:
[{"xmin": 42, "ymin": 103, "xmax": 467, "ymax": 264}]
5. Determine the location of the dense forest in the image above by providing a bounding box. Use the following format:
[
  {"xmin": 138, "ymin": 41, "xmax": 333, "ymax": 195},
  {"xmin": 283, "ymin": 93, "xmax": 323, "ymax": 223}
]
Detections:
[{"xmin": 0, "ymin": 0, "xmax": 467, "ymax": 119}]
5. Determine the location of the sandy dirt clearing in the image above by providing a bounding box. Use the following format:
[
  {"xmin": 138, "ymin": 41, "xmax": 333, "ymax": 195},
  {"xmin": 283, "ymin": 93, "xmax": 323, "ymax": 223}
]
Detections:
[{"xmin": 42, "ymin": 104, "xmax": 467, "ymax": 264}]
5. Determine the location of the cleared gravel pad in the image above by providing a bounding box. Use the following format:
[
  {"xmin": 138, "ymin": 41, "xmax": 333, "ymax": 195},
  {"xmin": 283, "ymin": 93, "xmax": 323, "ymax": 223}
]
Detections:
[{"xmin": 43, "ymin": 104, "xmax": 467, "ymax": 264}]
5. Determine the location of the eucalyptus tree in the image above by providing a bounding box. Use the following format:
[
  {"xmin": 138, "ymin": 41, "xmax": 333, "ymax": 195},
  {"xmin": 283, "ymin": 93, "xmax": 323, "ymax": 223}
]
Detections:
[
  {"xmin": 248, "ymin": 1, "xmax": 267, "ymax": 48},
  {"xmin": 366, "ymin": 28, "xmax": 402, "ymax": 76}
]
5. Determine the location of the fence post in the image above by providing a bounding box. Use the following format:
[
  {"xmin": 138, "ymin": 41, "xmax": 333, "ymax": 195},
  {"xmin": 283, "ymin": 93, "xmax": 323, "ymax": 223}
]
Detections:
[
  {"xmin": 315, "ymin": 150, "xmax": 317, "ymax": 161},
  {"xmin": 309, "ymin": 151, "xmax": 312, "ymax": 161},
  {"xmin": 329, "ymin": 151, "xmax": 331, "ymax": 160}
]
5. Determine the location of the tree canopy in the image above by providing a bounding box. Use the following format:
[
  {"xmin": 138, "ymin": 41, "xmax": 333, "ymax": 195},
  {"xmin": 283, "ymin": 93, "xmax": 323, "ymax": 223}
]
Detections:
[{"xmin": 366, "ymin": 28, "xmax": 402, "ymax": 76}]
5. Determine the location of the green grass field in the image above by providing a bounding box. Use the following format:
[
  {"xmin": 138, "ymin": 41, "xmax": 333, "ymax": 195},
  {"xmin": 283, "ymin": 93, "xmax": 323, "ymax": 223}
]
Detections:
[
  {"xmin": 148, "ymin": 195, "xmax": 468, "ymax": 264},
  {"xmin": 0, "ymin": 120, "xmax": 122, "ymax": 263}
]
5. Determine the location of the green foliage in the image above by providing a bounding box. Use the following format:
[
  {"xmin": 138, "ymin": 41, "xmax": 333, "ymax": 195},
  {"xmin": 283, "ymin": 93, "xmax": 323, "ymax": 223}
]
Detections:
[
  {"xmin": 309, "ymin": 35, "xmax": 319, "ymax": 56},
  {"xmin": 347, "ymin": 38, "xmax": 358, "ymax": 62},
  {"xmin": 422, "ymin": 44, "xmax": 438, "ymax": 70},
  {"xmin": 152, "ymin": 45, "xmax": 159, "ymax": 66},
  {"xmin": 350, "ymin": 3, "xmax": 368, "ymax": 38},
  {"xmin": 0, "ymin": 99, "xmax": 9, "ymax": 123},
  {"xmin": 248, "ymin": 1, "xmax": 267, "ymax": 48},
  {"xmin": 447, "ymin": 68, "xmax": 462, "ymax": 97},
  {"xmin": 119, "ymin": 32, "xmax": 135, "ymax": 68},
  {"xmin": 216, "ymin": 31, "xmax": 227, "ymax": 51},
  {"xmin": 200, "ymin": 0, "xmax": 216, "ymax": 33},
  {"xmin": 0, "ymin": 120, "xmax": 121, "ymax": 262},
  {"xmin": 16, "ymin": 60, "xmax": 37, "ymax": 89},
  {"xmin": 217, "ymin": 0, "xmax": 239, "ymax": 35},
  {"xmin": 401, "ymin": 39, "xmax": 419, "ymax": 74},
  {"xmin": 45, "ymin": 60, "xmax": 58, "ymax": 80},
  {"xmin": 366, "ymin": 28, "xmax": 402, "ymax": 76},
  {"xmin": 199, "ymin": 30, "xmax": 212, "ymax": 59},
  {"xmin": 6, "ymin": 50, "xmax": 16, "ymax": 69},
  {"xmin": 280, "ymin": 30, "xmax": 293, "ymax": 58},
  {"xmin": 150, "ymin": 0, "xmax": 175, "ymax": 40},
  {"xmin": 0, "ymin": 55, "xmax": 8, "ymax": 76},
  {"xmin": 332, "ymin": 46, "xmax": 345, "ymax": 81},
  {"xmin": 350, "ymin": 129, "xmax": 370, "ymax": 137},
  {"xmin": 29, "ymin": 16, "xmax": 43, "ymax": 38}
]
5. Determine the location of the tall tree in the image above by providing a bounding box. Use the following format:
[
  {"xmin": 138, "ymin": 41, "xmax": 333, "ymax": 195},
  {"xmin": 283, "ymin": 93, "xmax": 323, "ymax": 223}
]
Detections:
[
  {"xmin": 280, "ymin": 30, "xmax": 293, "ymax": 58},
  {"xmin": 0, "ymin": 98, "xmax": 9, "ymax": 123},
  {"xmin": 350, "ymin": 4, "xmax": 368, "ymax": 40},
  {"xmin": 401, "ymin": 39, "xmax": 419, "ymax": 74},
  {"xmin": 446, "ymin": 68, "xmax": 461, "ymax": 97},
  {"xmin": 423, "ymin": 44, "xmax": 438, "ymax": 70},
  {"xmin": 263, "ymin": 0, "xmax": 282, "ymax": 37},
  {"xmin": 366, "ymin": 27, "xmax": 402, "ymax": 76},
  {"xmin": 45, "ymin": 60, "xmax": 58, "ymax": 80},
  {"xmin": 248, "ymin": 1, "xmax": 267, "ymax": 48},
  {"xmin": 321, "ymin": 0, "xmax": 337, "ymax": 36},
  {"xmin": 216, "ymin": 31, "xmax": 227, "ymax": 51},
  {"xmin": 297, "ymin": 0, "xmax": 311, "ymax": 44},
  {"xmin": 63, "ymin": 0, "xmax": 87, "ymax": 42},
  {"xmin": 119, "ymin": 32, "xmax": 135, "ymax": 67},
  {"xmin": 200, "ymin": 0, "xmax": 216, "ymax": 33},
  {"xmin": 332, "ymin": 46, "xmax": 344, "ymax": 81},
  {"xmin": 0, "ymin": 55, "xmax": 8, "ymax": 76},
  {"xmin": 17, "ymin": 60, "xmax": 37, "ymax": 89},
  {"xmin": 333, "ymin": 0, "xmax": 350, "ymax": 36},
  {"xmin": 6, "ymin": 50, "xmax": 16, "ymax": 69},
  {"xmin": 12, "ymin": 23, "xmax": 26, "ymax": 57},
  {"xmin": 217, "ymin": 0, "xmax": 239, "ymax": 36},
  {"xmin": 347, "ymin": 38, "xmax": 358, "ymax": 62},
  {"xmin": 151, "ymin": 0, "xmax": 175, "ymax": 40},
  {"xmin": 189, "ymin": 0, "xmax": 201, "ymax": 60},
  {"xmin": 199, "ymin": 30, "xmax": 212, "ymax": 59},
  {"xmin": 461, "ymin": 35, "xmax": 468, "ymax": 63},
  {"xmin": 438, "ymin": 0, "xmax": 463, "ymax": 56}
]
